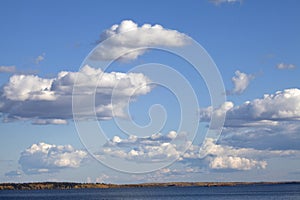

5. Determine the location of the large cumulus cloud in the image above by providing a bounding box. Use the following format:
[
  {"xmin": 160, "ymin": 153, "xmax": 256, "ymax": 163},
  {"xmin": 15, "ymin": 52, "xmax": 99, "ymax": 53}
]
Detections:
[
  {"xmin": 91, "ymin": 20, "xmax": 189, "ymax": 61},
  {"xmin": 0, "ymin": 65, "xmax": 152, "ymax": 124},
  {"xmin": 200, "ymin": 88, "xmax": 300, "ymax": 150},
  {"xmin": 200, "ymin": 88, "xmax": 300, "ymax": 126}
]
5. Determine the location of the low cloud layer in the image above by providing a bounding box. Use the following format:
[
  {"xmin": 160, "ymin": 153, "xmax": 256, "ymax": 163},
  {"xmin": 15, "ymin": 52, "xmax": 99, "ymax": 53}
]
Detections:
[
  {"xmin": 19, "ymin": 142, "xmax": 87, "ymax": 174},
  {"xmin": 91, "ymin": 20, "xmax": 189, "ymax": 61},
  {"xmin": 9, "ymin": 130, "xmax": 300, "ymax": 176},
  {"xmin": 0, "ymin": 65, "xmax": 152, "ymax": 124},
  {"xmin": 97, "ymin": 132, "xmax": 299, "ymax": 171}
]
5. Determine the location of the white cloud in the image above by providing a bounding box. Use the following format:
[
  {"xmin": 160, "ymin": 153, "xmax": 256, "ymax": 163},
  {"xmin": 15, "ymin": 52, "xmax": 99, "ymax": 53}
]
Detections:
[
  {"xmin": 91, "ymin": 20, "xmax": 189, "ymax": 61},
  {"xmin": 95, "ymin": 174, "xmax": 110, "ymax": 183},
  {"xmin": 229, "ymin": 88, "xmax": 300, "ymax": 121},
  {"xmin": 19, "ymin": 142, "xmax": 87, "ymax": 174},
  {"xmin": 3, "ymin": 74, "xmax": 55, "ymax": 101},
  {"xmin": 101, "ymin": 131, "xmax": 187, "ymax": 163},
  {"xmin": 201, "ymin": 88, "xmax": 300, "ymax": 127},
  {"xmin": 196, "ymin": 138, "xmax": 300, "ymax": 171},
  {"xmin": 0, "ymin": 65, "xmax": 152, "ymax": 124},
  {"xmin": 98, "ymin": 132, "xmax": 299, "ymax": 171},
  {"xmin": 199, "ymin": 101, "xmax": 234, "ymax": 129},
  {"xmin": 196, "ymin": 138, "xmax": 267, "ymax": 171},
  {"xmin": 276, "ymin": 63, "xmax": 296, "ymax": 70},
  {"xmin": 32, "ymin": 119, "xmax": 68, "ymax": 125},
  {"xmin": 34, "ymin": 53, "xmax": 45, "ymax": 64},
  {"xmin": 210, "ymin": 0, "xmax": 242, "ymax": 5},
  {"xmin": 200, "ymin": 89, "xmax": 300, "ymax": 151},
  {"xmin": 209, "ymin": 156, "xmax": 266, "ymax": 170},
  {"xmin": 229, "ymin": 70, "xmax": 254, "ymax": 95},
  {"xmin": 0, "ymin": 65, "xmax": 16, "ymax": 73}
]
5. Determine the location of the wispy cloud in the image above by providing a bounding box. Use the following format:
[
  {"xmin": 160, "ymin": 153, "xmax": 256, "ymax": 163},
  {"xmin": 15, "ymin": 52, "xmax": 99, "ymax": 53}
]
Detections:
[
  {"xmin": 34, "ymin": 53, "xmax": 45, "ymax": 64},
  {"xmin": 276, "ymin": 63, "xmax": 296, "ymax": 70},
  {"xmin": 5, "ymin": 170, "xmax": 22, "ymax": 177},
  {"xmin": 0, "ymin": 65, "xmax": 16, "ymax": 73},
  {"xmin": 209, "ymin": 0, "xmax": 243, "ymax": 6}
]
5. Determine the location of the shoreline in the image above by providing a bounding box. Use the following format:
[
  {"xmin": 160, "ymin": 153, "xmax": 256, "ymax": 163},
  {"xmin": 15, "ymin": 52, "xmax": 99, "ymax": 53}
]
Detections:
[{"xmin": 0, "ymin": 181, "xmax": 299, "ymax": 190}]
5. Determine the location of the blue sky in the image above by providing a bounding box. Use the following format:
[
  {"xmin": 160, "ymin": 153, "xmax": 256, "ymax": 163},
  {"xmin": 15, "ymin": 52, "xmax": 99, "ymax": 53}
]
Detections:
[{"xmin": 0, "ymin": 0, "xmax": 300, "ymax": 183}]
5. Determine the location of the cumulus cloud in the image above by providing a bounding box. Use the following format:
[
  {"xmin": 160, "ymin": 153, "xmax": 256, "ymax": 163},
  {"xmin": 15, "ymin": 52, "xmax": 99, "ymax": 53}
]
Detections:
[
  {"xmin": 209, "ymin": 0, "xmax": 242, "ymax": 5},
  {"xmin": 3, "ymin": 74, "xmax": 55, "ymax": 101},
  {"xmin": 200, "ymin": 88, "xmax": 300, "ymax": 150},
  {"xmin": 197, "ymin": 138, "xmax": 299, "ymax": 171},
  {"xmin": 91, "ymin": 20, "xmax": 189, "ymax": 61},
  {"xmin": 197, "ymin": 138, "xmax": 267, "ymax": 170},
  {"xmin": 34, "ymin": 53, "xmax": 45, "ymax": 64},
  {"xmin": 0, "ymin": 66, "xmax": 16, "ymax": 73},
  {"xmin": 14, "ymin": 133, "xmax": 299, "ymax": 176},
  {"xmin": 276, "ymin": 63, "xmax": 296, "ymax": 70},
  {"xmin": 0, "ymin": 65, "xmax": 152, "ymax": 124},
  {"xmin": 229, "ymin": 88, "xmax": 300, "ymax": 122},
  {"xmin": 229, "ymin": 70, "xmax": 254, "ymax": 95},
  {"xmin": 201, "ymin": 88, "xmax": 300, "ymax": 127},
  {"xmin": 19, "ymin": 142, "xmax": 87, "ymax": 174},
  {"xmin": 100, "ymin": 131, "xmax": 187, "ymax": 163},
  {"xmin": 199, "ymin": 101, "xmax": 234, "ymax": 129},
  {"xmin": 97, "ymin": 132, "xmax": 299, "ymax": 171},
  {"xmin": 209, "ymin": 156, "xmax": 266, "ymax": 170}
]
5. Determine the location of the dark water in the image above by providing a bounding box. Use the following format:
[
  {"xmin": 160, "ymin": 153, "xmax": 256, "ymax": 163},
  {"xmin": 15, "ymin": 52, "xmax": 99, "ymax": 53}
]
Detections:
[{"xmin": 0, "ymin": 184, "xmax": 299, "ymax": 200}]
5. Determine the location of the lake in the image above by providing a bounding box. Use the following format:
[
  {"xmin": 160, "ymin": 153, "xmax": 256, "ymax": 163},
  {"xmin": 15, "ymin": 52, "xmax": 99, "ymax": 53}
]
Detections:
[{"xmin": 0, "ymin": 184, "xmax": 299, "ymax": 200}]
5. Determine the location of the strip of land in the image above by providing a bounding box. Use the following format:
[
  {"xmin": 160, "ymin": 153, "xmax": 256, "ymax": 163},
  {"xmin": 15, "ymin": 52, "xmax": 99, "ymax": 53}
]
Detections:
[{"xmin": 0, "ymin": 181, "xmax": 299, "ymax": 190}]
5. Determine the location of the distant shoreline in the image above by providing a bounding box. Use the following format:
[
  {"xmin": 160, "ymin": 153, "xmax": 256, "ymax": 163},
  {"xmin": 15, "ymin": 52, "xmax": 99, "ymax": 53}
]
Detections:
[{"xmin": 0, "ymin": 181, "xmax": 299, "ymax": 190}]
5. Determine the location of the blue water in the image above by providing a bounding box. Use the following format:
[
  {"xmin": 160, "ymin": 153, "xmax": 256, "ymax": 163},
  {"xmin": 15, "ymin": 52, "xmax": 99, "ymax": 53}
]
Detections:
[{"xmin": 0, "ymin": 184, "xmax": 299, "ymax": 200}]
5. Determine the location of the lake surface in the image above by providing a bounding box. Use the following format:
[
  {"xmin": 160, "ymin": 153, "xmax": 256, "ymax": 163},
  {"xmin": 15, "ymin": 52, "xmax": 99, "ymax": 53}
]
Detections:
[{"xmin": 0, "ymin": 184, "xmax": 299, "ymax": 200}]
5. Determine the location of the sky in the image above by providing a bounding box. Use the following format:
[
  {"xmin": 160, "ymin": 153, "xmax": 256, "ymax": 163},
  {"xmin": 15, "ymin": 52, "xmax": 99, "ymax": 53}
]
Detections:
[{"xmin": 0, "ymin": 0, "xmax": 300, "ymax": 183}]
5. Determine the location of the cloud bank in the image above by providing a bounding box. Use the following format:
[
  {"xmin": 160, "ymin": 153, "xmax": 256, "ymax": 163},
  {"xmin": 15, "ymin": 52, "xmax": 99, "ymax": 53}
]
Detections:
[
  {"xmin": 96, "ymin": 132, "xmax": 299, "ymax": 171},
  {"xmin": 10, "ymin": 130, "xmax": 300, "ymax": 176}
]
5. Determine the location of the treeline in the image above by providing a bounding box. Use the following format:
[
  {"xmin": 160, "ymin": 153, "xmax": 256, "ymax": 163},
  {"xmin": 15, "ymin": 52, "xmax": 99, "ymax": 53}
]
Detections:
[
  {"xmin": 0, "ymin": 181, "xmax": 299, "ymax": 190},
  {"xmin": 0, "ymin": 182, "xmax": 113, "ymax": 190}
]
